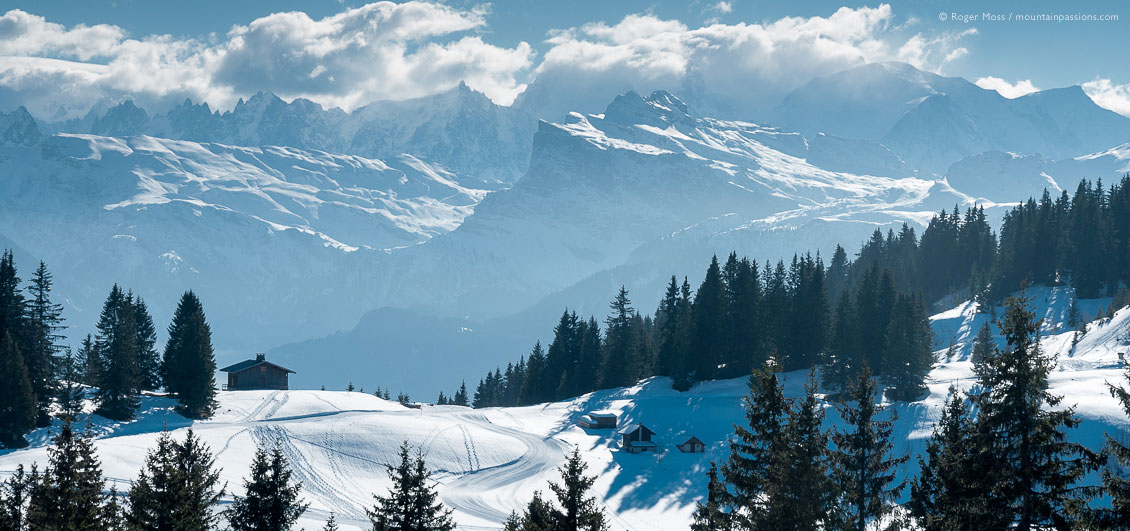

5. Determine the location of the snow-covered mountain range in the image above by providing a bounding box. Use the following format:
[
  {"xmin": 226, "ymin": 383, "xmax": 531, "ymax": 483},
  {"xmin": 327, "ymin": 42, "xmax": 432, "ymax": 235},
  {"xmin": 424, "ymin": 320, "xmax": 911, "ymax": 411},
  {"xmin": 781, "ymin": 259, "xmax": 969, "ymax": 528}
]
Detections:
[{"xmin": 2, "ymin": 61, "xmax": 1130, "ymax": 396}]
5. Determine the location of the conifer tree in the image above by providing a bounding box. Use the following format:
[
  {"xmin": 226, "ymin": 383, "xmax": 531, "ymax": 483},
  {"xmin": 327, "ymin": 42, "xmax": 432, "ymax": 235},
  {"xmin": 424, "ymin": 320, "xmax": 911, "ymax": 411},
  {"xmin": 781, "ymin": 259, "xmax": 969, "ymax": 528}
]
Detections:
[
  {"xmin": 516, "ymin": 491, "xmax": 556, "ymax": 531},
  {"xmin": 822, "ymin": 290, "xmax": 858, "ymax": 397},
  {"xmin": 831, "ymin": 365, "xmax": 907, "ymax": 531},
  {"xmin": 882, "ymin": 294, "xmax": 934, "ymax": 401},
  {"xmin": 548, "ymin": 447, "xmax": 608, "ymax": 531},
  {"xmin": 1067, "ymin": 297, "xmax": 1081, "ymax": 329},
  {"xmin": 132, "ymin": 296, "xmax": 161, "ymax": 391},
  {"xmin": 909, "ymin": 388, "xmax": 1003, "ymax": 530},
  {"xmin": 126, "ymin": 428, "xmax": 225, "ymax": 531},
  {"xmin": 56, "ymin": 347, "xmax": 85, "ymax": 422},
  {"xmin": 24, "ymin": 261, "xmax": 65, "ymax": 426},
  {"xmin": 971, "ymin": 293, "xmax": 1100, "ymax": 529},
  {"xmin": 722, "ymin": 359, "xmax": 789, "ymax": 529},
  {"xmin": 778, "ymin": 373, "xmax": 834, "ymax": 531},
  {"xmin": 1092, "ymin": 366, "xmax": 1130, "ymax": 527},
  {"xmin": 0, "ymin": 331, "xmax": 36, "ymax": 448},
  {"xmin": 0, "ymin": 250, "xmax": 25, "ymax": 355},
  {"xmin": 453, "ymin": 381, "xmax": 469, "ymax": 406},
  {"xmin": 368, "ymin": 441, "xmax": 455, "ymax": 531},
  {"xmin": 94, "ymin": 285, "xmax": 141, "ymax": 420},
  {"xmin": 163, "ymin": 291, "xmax": 218, "ymax": 418},
  {"xmin": 601, "ymin": 286, "xmax": 639, "ymax": 388},
  {"xmin": 323, "ymin": 513, "xmax": 340, "ymax": 531},
  {"xmin": 26, "ymin": 423, "xmax": 108, "ymax": 529},
  {"xmin": 970, "ymin": 321, "xmax": 995, "ymax": 375},
  {"xmin": 691, "ymin": 257, "xmax": 726, "ymax": 381},
  {"xmin": 0, "ymin": 464, "xmax": 31, "ymax": 529},
  {"xmin": 691, "ymin": 462, "xmax": 731, "ymax": 531},
  {"xmin": 227, "ymin": 443, "xmax": 309, "ymax": 531},
  {"xmin": 346, "ymin": 381, "xmax": 355, "ymax": 392},
  {"xmin": 79, "ymin": 333, "xmax": 100, "ymax": 386}
]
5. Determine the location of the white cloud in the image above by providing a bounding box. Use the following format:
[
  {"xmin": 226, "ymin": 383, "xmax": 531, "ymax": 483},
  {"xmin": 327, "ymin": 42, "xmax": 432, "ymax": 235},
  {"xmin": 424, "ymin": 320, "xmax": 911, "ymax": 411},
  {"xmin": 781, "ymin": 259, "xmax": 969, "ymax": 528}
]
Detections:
[
  {"xmin": 974, "ymin": 76, "xmax": 1040, "ymax": 99},
  {"xmin": 0, "ymin": 3, "xmax": 534, "ymax": 119},
  {"xmin": 712, "ymin": 2, "xmax": 734, "ymax": 14},
  {"xmin": 1082, "ymin": 77, "xmax": 1130, "ymax": 117},
  {"xmin": 522, "ymin": 4, "xmax": 977, "ymax": 119}
]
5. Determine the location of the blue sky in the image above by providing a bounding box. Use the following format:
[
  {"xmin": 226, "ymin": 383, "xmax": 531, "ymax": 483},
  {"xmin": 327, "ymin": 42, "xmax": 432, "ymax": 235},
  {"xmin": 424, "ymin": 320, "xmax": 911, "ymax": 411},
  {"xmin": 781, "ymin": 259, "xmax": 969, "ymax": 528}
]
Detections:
[{"xmin": 1, "ymin": 0, "xmax": 1128, "ymax": 119}]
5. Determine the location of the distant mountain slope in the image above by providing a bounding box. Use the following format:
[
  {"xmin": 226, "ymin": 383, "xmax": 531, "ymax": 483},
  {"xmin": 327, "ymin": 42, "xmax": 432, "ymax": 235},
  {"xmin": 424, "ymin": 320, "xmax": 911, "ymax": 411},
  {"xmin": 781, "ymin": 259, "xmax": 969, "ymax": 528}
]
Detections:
[
  {"xmin": 774, "ymin": 62, "xmax": 1130, "ymax": 174},
  {"xmin": 43, "ymin": 83, "xmax": 537, "ymax": 188},
  {"xmin": 0, "ymin": 131, "xmax": 490, "ymax": 351}
]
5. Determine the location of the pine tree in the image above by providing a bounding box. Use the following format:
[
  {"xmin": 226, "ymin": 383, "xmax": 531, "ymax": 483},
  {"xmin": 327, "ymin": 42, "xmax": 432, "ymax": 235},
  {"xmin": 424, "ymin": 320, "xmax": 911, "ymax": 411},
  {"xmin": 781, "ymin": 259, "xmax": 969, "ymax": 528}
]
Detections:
[
  {"xmin": 26, "ymin": 423, "xmax": 108, "ymax": 530},
  {"xmin": 104, "ymin": 484, "xmax": 127, "ymax": 531},
  {"xmin": 516, "ymin": 491, "xmax": 557, "ymax": 531},
  {"xmin": 80, "ymin": 333, "xmax": 100, "ymax": 386},
  {"xmin": 323, "ymin": 513, "xmax": 340, "ymax": 531},
  {"xmin": 346, "ymin": 381, "xmax": 355, "ymax": 392},
  {"xmin": 132, "ymin": 297, "xmax": 161, "ymax": 391},
  {"xmin": 691, "ymin": 462, "xmax": 731, "ymax": 531},
  {"xmin": 971, "ymin": 293, "xmax": 1100, "ymax": 529},
  {"xmin": 882, "ymin": 294, "xmax": 934, "ymax": 401},
  {"xmin": 227, "ymin": 443, "xmax": 309, "ymax": 531},
  {"xmin": 94, "ymin": 285, "xmax": 141, "ymax": 420},
  {"xmin": 368, "ymin": 441, "xmax": 455, "ymax": 531},
  {"xmin": 126, "ymin": 428, "xmax": 225, "ymax": 530},
  {"xmin": 823, "ymin": 290, "xmax": 858, "ymax": 398},
  {"xmin": 722, "ymin": 359, "xmax": 789, "ymax": 529},
  {"xmin": 831, "ymin": 365, "xmax": 907, "ymax": 531},
  {"xmin": 1066, "ymin": 297, "xmax": 1081, "ymax": 329},
  {"xmin": 23, "ymin": 261, "xmax": 65, "ymax": 426},
  {"xmin": 163, "ymin": 291, "xmax": 218, "ymax": 418},
  {"xmin": 601, "ymin": 286, "xmax": 639, "ymax": 389},
  {"xmin": 691, "ymin": 257, "xmax": 726, "ymax": 382},
  {"xmin": 0, "ymin": 331, "xmax": 36, "ymax": 448},
  {"xmin": 548, "ymin": 447, "xmax": 608, "ymax": 531}
]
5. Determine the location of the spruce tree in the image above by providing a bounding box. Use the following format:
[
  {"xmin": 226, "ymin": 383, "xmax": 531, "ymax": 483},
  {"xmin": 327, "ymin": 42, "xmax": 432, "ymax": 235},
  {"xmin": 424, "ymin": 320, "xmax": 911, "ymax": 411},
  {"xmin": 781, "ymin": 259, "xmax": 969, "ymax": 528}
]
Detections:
[
  {"xmin": 227, "ymin": 443, "xmax": 309, "ymax": 531},
  {"xmin": 548, "ymin": 447, "xmax": 608, "ymax": 531},
  {"xmin": 453, "ymin": 381, "xmax": 468, "ymax": 406},
  {"xmin": 132, "ymin": 296, "xmax": 161, "ymax": 391},
  {"xmin": 777, "ymin": 372, "xmax": 834, "ymax": 531},
  {"xmin": 126, "ymin": 428, "xmax": 225, "ymax": 531},
  {"xmin": 94, "ymin": 285, "xmax": 141, "ymax": 420},
  {"xmin": 0, "ymin": 250, "xmax": 25, "ymax": 355},
  {"xmin": 691, "ymin": 462, "xmax": 731, "ymax": 531},
  {"xmin": 57, "ymin": 346, "xmax": 86, "ymax": 422},
  {"xmin": 0, "ymin": 331, "xmax": 36, "ymax": 448},
  {"xmin": 831, "ymin": 365, "xmax": 907, "ymax": 531},
  {"xmin": 722, "ymin": 359, "xmax": 788, "ymax": 529},
  {"xmin": 368, "ymin": 441, "xmax": 455, "ymax": 531},
  {"xmin": 822, "ymin": 290, "xmax": 858, "ymax": 398},
  {"xmin": 24, "ymin": 261, "xmax": 66, "ymax": 426},
  {"xmin": 601, "ymin": 286, "xmax": 638, "ymax": 389},
  {"xmin": 969, "ymin": 321, "xmax": 995, "ymax": 375},
  {"xmin": 163, "ymin": 291, "xmax": 218, "ymax": 418},
  {"xmin": 691, "ymin": 257, "xmax": 726, "ymax": 382},
  {"xmin": 882, "ymin": 294, "xmax": 934, "ymax": 401},
  {"xmin": 26, "ymin": 423, "xmax": 108, "ymax": 530},
  {"xmin": 971, "ymin": 293, "xmax": 1100, "ymax": 529},
  {"xmin": 909, "ymin": 388, "xmax": 1003, "ymax": 530},
  {"xmin": 0, "ymin": 464, "xmax": 31, "ymax": 529},
  {"xmin": 1066, "ymin": 297, "xmax": 1081, "ymax": 329},
  {"xmin": 323, "ymin": 513, "xmax": 340, "ymax": 531},
  {"xmin": 517, "ymin": 491, "xmax": 557, "ymax": 531}
]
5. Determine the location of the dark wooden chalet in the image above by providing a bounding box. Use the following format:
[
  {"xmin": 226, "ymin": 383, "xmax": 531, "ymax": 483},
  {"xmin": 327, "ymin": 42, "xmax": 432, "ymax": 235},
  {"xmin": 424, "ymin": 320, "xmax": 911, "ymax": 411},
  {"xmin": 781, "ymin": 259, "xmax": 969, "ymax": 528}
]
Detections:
[
  {"xmin": 619, "ymin": 423, "xmax": 657, "ymax": 454},
  {"xmin": 577, "ymin": 411, "xmax": 618, "ymax": 429},
  {"xmin": 220, "ymin": 353, "xmax": 295, "ymax": 391},
  {"xmin": 677, "ymin": 436, "xmax": 705, "ymax": 453}
]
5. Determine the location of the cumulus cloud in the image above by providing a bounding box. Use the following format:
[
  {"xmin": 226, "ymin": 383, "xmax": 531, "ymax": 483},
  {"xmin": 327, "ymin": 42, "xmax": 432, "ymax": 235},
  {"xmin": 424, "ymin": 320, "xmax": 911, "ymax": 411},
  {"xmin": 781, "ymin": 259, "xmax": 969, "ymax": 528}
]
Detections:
[
  {"xmin": 1082, "ymin": 77, "xmax": 1130, "ymax": 117},
  {"xmin": 520, "ymin": 4, "xmax": 977, "ymax": 119},
  {"xmin": 974, "ymin": 76, "xmax": 1041, "ymax": 99},
  {"xmin": 0, "ymin": 2, "xmax": 534, "ymax": 119}
]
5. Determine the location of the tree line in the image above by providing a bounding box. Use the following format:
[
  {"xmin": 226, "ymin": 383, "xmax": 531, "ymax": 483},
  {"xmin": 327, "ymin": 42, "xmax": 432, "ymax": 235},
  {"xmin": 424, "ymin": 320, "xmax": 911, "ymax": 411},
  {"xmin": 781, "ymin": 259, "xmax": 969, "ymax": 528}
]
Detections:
[
  {"xmin": 692, "ymin": 293, "xmax": 1130, "ymax": 530},
  {"xmin": 0, "ymin": 250, "xmax": 219, "ymax": 448},
  {"xmin": 467, "ymin": 177, "xmax": 1130, "ymax": 409}
]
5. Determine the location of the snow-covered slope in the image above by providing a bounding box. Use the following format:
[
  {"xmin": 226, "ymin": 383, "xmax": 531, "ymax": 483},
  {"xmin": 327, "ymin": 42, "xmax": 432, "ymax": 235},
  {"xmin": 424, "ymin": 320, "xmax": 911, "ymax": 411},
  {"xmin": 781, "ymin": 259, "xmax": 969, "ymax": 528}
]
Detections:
[
  {"xmin": 773, "ymin": 62, "xmax": 1130, "ymax": 174},
  {"xmin": 2, "ymin": 287, "xmax": 1127, "ymax": 530},
  {"xmin": 945, "ymin": 144, "xmax": 1130, "ymax": 203}
]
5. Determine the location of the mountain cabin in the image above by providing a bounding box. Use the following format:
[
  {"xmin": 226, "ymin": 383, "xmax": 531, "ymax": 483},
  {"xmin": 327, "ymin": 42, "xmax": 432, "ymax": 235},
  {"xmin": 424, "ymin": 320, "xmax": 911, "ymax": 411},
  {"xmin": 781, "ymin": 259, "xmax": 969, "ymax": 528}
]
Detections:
[
  {"xmin": 619, "ymin": 423, "xmax": 657, "ymax": 454},
  {"xmin": 677, "ymin": 436, "xmax": 705, "ymax": 453},
  {"xmin": 220, "ymin": 353, "xmax": 295, "ymax": 391},
  {"xmin": 578, "ymin": 411, "xmax": 618, "ymax": 429}
]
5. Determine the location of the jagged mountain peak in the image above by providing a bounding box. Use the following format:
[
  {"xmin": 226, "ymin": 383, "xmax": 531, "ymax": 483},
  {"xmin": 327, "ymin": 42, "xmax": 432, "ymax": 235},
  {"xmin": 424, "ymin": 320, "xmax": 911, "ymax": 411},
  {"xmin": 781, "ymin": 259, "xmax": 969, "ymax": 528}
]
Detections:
[
  {"xmin": 603, "ymin": 90, "xmax": 693, "ymax": 128},
  {"xmin": 0, "ymin": 106, "xmax": 43, "ymax": 147}
]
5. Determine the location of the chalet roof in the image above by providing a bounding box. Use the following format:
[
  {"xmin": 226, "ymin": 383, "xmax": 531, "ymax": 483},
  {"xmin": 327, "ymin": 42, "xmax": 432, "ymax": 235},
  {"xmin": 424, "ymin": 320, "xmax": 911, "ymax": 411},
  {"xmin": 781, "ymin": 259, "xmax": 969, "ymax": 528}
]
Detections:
[
  {"xmin": 618, "ymin": 423, "xmax": 655, "ymax": 436},
  {"xmin": 220, "ymin": 357, "xmax": 295, "ymax": 374},
  {"xmin": 682, "ymin": 436, "xmax": 704, "ymax": 446},
  {"xmin": 588, "ymin": 411, "xmax": 618, "ymax": 419}
]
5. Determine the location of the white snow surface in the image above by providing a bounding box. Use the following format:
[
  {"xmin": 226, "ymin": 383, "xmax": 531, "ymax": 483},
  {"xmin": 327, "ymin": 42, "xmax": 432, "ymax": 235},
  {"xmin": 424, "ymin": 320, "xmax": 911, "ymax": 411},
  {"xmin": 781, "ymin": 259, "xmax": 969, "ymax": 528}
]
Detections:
[{"xmin": 3, "ymin": 286, "xmax": 1129, "ymax": 530}]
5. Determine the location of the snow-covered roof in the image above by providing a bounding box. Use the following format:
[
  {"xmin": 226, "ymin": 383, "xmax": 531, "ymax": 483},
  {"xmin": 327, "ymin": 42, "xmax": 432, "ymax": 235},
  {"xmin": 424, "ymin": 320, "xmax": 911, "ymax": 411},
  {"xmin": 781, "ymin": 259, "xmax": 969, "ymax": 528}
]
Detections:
[{"xmin": 618, "ymin": 423, "xmax": 654, "ymax": 436}]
